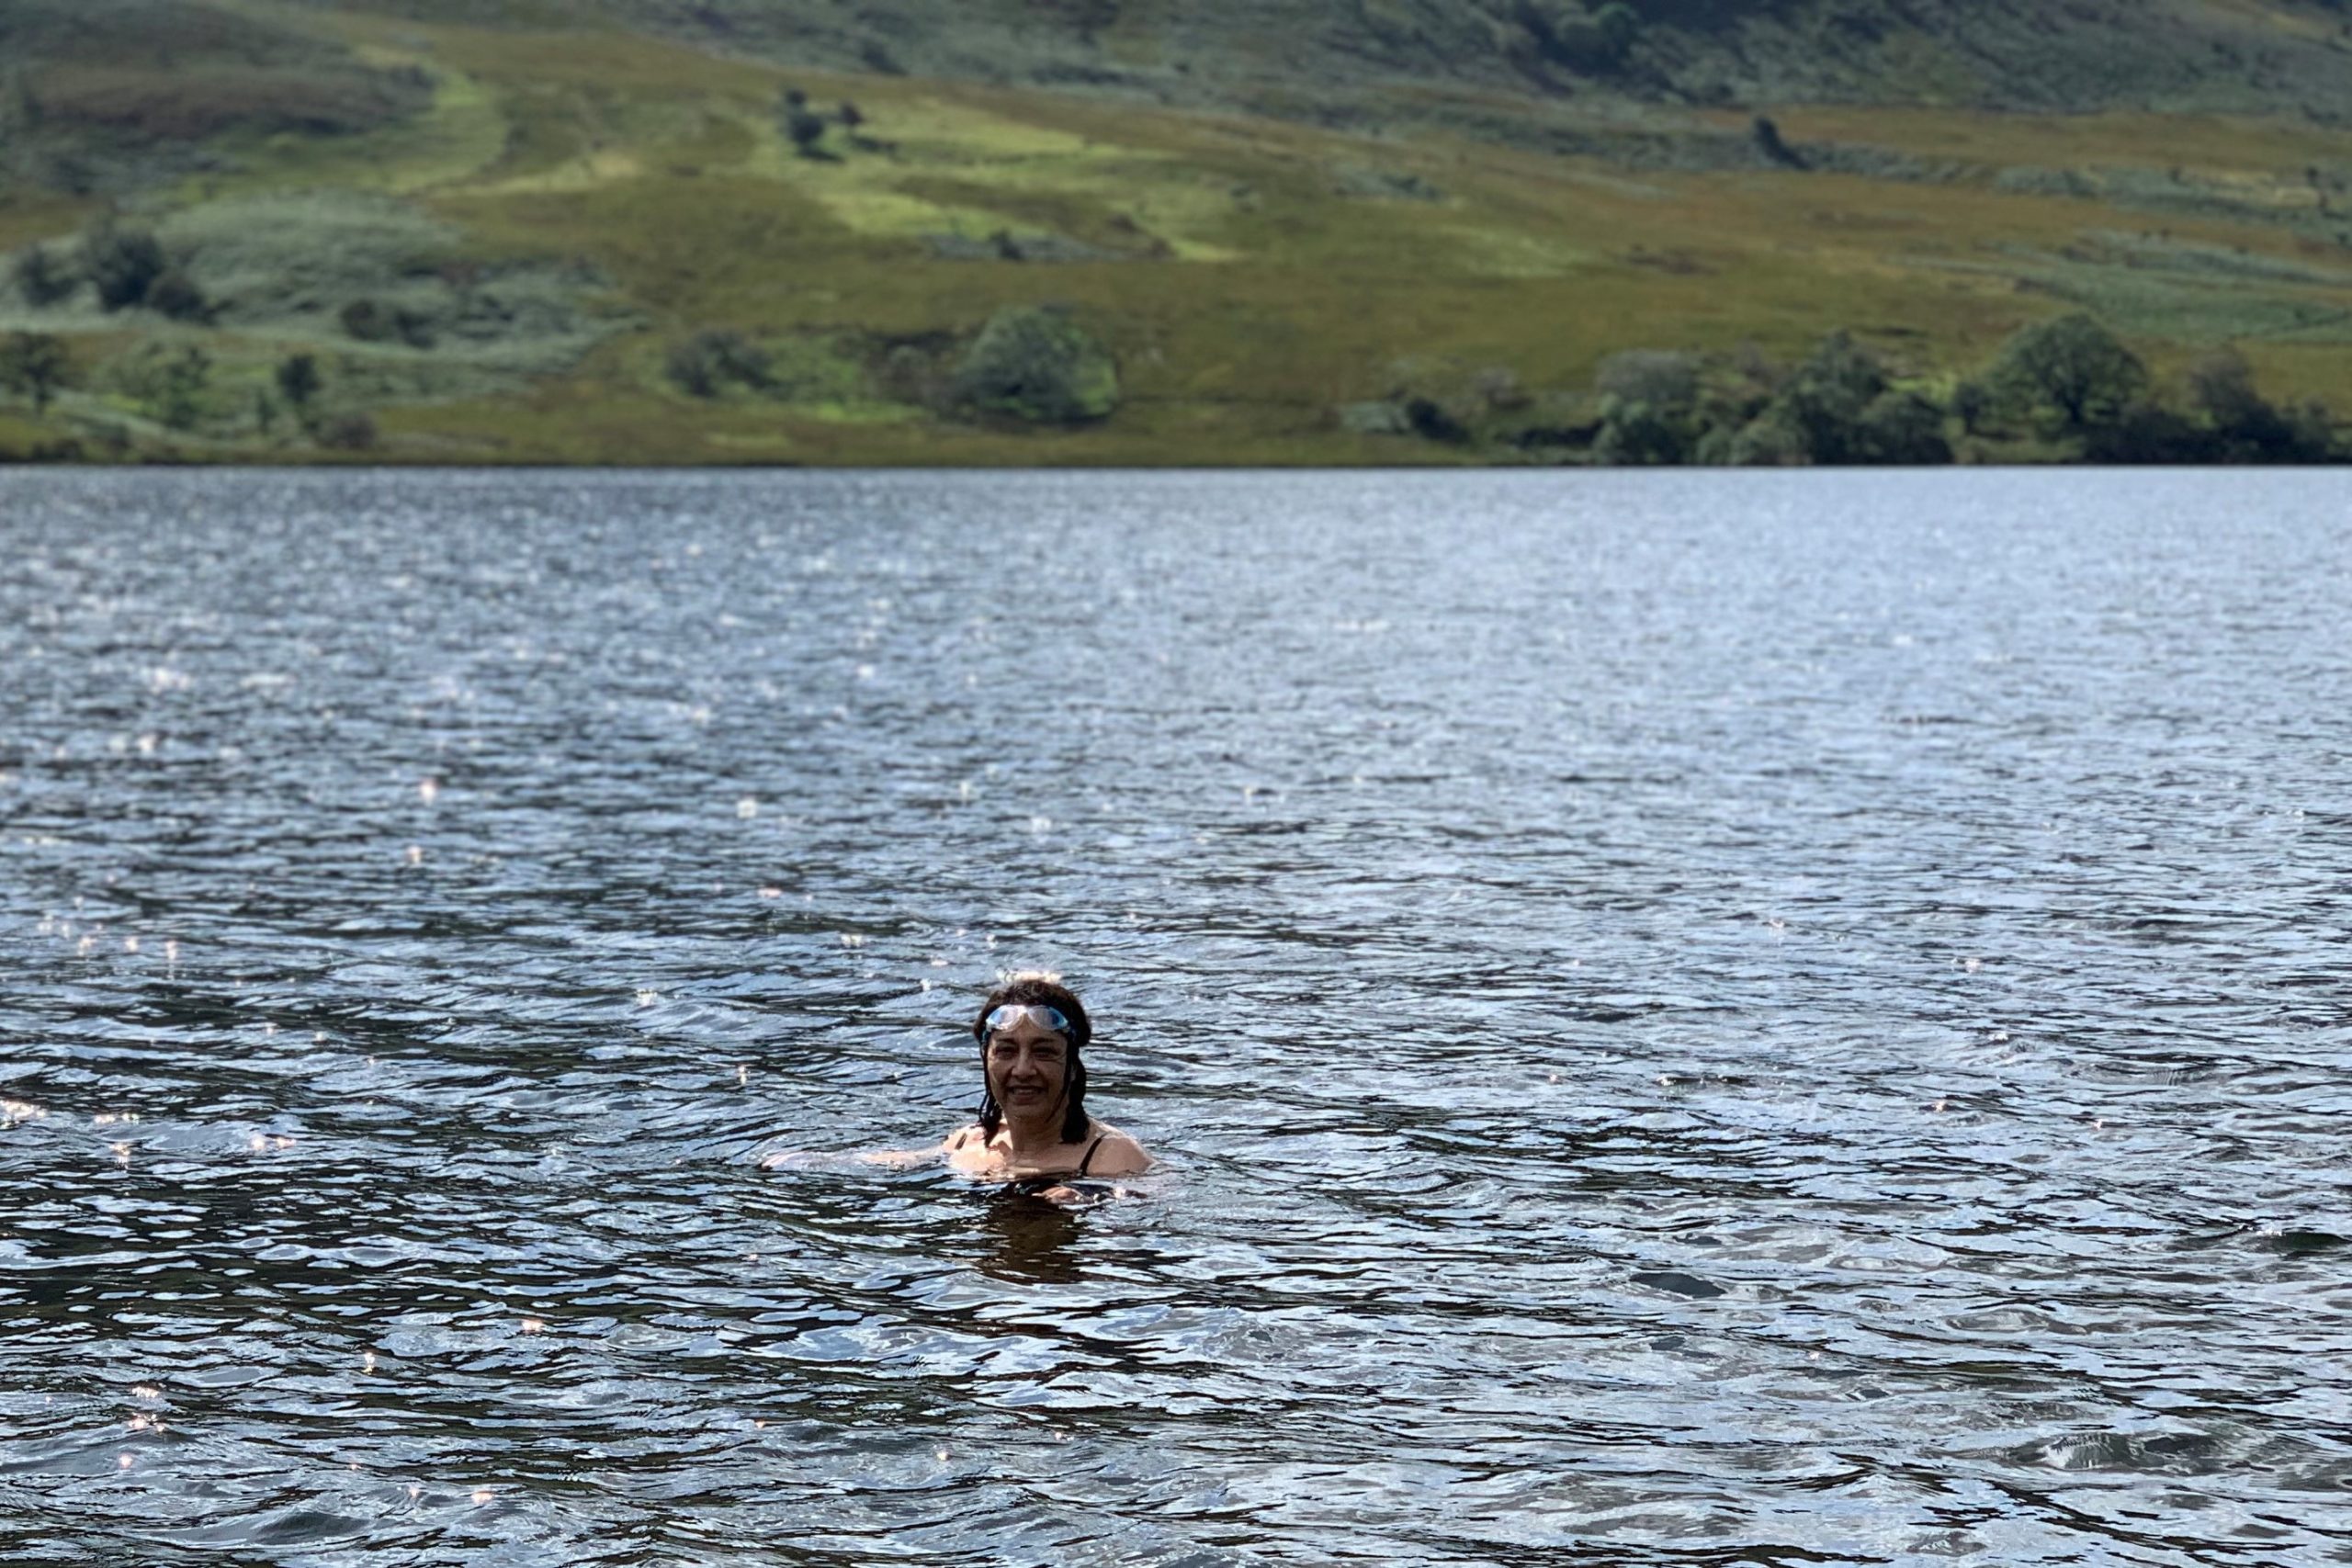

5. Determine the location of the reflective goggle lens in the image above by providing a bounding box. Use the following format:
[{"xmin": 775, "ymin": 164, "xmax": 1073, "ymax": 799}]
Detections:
[{"xmin": 984, "ymin": 1003, "xmax": 1071, "ymax": 1038}]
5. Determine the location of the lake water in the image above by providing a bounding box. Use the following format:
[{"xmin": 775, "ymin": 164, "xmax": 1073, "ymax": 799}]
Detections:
[{"xmin": 1, "ymin": 467, "xmax": 2346, "ymax": 1567}]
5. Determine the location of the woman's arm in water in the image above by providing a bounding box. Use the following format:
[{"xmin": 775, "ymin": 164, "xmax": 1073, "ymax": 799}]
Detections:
[
  {"xmin": 762, "ymin": 1128, "xmax": 971, "ymax": 1170},
  {"xmin": 858, "ymin": 1124, "xmax": 988, "ymax": 1168}
]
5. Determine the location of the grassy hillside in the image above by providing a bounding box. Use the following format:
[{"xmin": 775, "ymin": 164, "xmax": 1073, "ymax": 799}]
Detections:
[{"xmin": 0, "ymin": 0, "xmax": 2347, "ymax": 464}]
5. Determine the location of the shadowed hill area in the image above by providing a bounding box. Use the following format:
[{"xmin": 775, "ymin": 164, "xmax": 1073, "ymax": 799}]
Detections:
[
  {"xmin": 0, "ymin": 0, "xmax": 431, "ymax": 194},
  {"xmin": 0, "ymin": 0, "xmax": 2347, "ymax": 465},
  {"xmin": 312, "ymin": 0, "xmax": 2352, "ymax": 123}
]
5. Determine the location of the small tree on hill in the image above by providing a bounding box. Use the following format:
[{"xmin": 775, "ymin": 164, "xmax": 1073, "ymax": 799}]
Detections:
[
  {"xmin": 1990, "ymin": 312, "xmax": 2147, "ymax": 434},
  {"xmin": 1752, "ymin": 116, "xmax": 1806, "ymax": 169},
  {"xmin": 786, "ymin": 107, "xmax": 830, "ymax": 158},
  {"xmin": 1950, "ymin": 378, "xmax": 1992, "ymax": 435},
  {"xmin": 277, "ymin": 353, "xmax": 322, "ymax": 419},
  {"xmin": 144, "ymin": 344, "xmax": 212, "ymax": 431},
  {"xmin": 0, "ymin": 331, "xmax": 72, "ymax": 417}
]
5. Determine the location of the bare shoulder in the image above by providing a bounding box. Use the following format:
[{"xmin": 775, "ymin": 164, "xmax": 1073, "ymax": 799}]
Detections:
[{"xmin": 1085, "ymin": 1125, "xmax": 1153, "ymax": 1178}]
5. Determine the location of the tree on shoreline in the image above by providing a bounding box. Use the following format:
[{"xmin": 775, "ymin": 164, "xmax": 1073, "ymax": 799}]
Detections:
[
  {"xmin": 1482, "ymin": 313, "xmax": 2336, "ymax": 467},
  {"xmin": 1990, "ymin": 312, "xmax": 2147, "ymax": 434}
]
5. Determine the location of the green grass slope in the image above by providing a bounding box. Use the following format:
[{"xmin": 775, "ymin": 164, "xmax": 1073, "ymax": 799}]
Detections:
[{"xmin": 0, "ymin": 0, "xmax": 2346, "ymax": 464}]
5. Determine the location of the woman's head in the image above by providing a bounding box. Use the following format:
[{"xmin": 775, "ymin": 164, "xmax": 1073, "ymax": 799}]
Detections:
[{"xmin": 972, "ymin": 972, "xmax": 1091, "ymax": 1143}]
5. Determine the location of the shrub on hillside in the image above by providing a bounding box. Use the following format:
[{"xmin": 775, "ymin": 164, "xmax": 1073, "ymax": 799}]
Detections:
[
  {"xmin": 665, "ymin": 331, "xmax": 774, "ymax": 398},
  {"xmin": 144, "ymin": 266, "xmax": 211, "ymax": 323},
  {"xmin": 1591, "ymin": 348, "xmax": 1702, "ymax": 463},
  {"xmin": 82, "ymin": 221, "xmax": 168, "ymax": 311},
  {"xmin": 341, "ymin": 298, "xmax": 435, "ymax": 348},
  {"xmin": 1713, "ymin": 409, "xmax": 1805, "ymax": 466},
  {"xmin": 1594, "ymin": 396, "xmax": 1696, "ymax": 464},
  {"xmin": 1517, "ymin": 1, "xmax": 1638, "ymax": 71},
  {"xmin": 11, "ymin": 244, "xmax": 75, "ymax": 308},
  {"xmin": 1594, "ymin": 349, "xmax": 1700, "ymax": 411},
  {"xmin": 950, "ymin": 305, "xmax": 1119, "ymax": 424},
  {"xmin": 1853, "ymin": 389, "xmax": 1953, "ymax": 465}
]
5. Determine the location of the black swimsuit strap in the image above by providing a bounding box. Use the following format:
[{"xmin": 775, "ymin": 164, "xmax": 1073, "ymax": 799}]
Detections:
[{"xmin": 1075, "ymin": 1134, "xmax": 1106, "ymax": 1177}]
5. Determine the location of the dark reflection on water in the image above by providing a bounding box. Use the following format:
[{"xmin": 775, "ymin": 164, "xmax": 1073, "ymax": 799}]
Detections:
[{"xmin": 1, "ymin": 467, "xmax": 2347, "ymax": 1565}]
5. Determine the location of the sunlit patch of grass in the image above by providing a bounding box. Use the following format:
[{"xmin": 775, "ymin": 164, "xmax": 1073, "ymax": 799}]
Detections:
[
  {"xmin": 197, "ymin": 62, "xmax": 509, "ymax": 200},
  {"xmin": 475, "ymin": 149, "xmax": 649, "ymax": 197},
  {"xmin": 727, "ymin": 89, "xmax": 1254, "ymax": 260}
]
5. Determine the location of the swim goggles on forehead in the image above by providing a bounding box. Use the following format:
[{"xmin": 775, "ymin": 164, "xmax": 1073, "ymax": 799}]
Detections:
[{"xmin": 982, "ymin": 1003, "xmax": 1072, "ymax": 1039}]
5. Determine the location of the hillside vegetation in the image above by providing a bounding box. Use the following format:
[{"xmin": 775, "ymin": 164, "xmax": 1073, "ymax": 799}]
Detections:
[{"xmin": 1, "ymin": 0, "xmax": 2348, "ymax": 464}]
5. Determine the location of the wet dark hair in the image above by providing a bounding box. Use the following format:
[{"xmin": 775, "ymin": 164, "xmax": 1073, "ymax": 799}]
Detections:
[{"xmin": 972, "ymin": 973, "xmax": 1091, "ymax": 1144}]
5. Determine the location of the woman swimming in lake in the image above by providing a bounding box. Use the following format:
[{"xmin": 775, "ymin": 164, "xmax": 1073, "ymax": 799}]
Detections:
[
  {"xmin": 943, "ymin": 973, "xmax": 1150, "ymax": 1190},
  {"xmin": 764, "ymin": 973, "xmax": 1151, "ymax": 1191}
]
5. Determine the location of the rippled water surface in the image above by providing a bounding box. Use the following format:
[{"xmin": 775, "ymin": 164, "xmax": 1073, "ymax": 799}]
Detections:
[{"xmin": 2, "ymin": 467, "xmax": 2348, "ymax": 1566}]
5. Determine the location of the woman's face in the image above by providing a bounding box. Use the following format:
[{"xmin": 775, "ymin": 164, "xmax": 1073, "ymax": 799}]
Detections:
[{"xmin": 985, "ymin": 1014, "xmax": 1069, "ymax": 1122}]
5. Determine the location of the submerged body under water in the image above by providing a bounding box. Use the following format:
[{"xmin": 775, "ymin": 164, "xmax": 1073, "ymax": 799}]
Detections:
[{"xmin": 0, "ymin": 467, "xmax": 2346, "ymax": 1566}]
